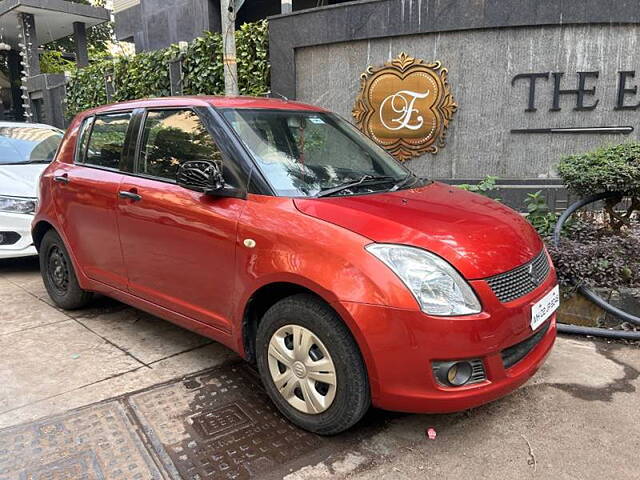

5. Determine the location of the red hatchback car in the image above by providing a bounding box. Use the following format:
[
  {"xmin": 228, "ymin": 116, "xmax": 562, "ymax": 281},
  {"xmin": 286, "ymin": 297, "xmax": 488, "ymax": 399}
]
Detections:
[{"xmin": 33, "ymin": 96, "xmax": 558, "ymax": 434}]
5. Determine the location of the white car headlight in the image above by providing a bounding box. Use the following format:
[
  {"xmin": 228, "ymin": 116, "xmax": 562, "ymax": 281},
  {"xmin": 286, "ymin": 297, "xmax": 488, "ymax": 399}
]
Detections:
[
  {"xmin": 366, "ymin": 244, "xmax": 482, "ymax": 316},
  {"xmin": 0, "ymin": 196, "xmax": 37, "ymax": 214}
]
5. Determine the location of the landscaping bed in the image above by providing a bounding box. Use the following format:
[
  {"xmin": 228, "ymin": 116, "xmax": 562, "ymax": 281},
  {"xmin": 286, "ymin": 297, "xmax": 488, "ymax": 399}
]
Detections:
[{"xmin": 464, "ymin": 142, "xmax": 640, "ymax": 334}]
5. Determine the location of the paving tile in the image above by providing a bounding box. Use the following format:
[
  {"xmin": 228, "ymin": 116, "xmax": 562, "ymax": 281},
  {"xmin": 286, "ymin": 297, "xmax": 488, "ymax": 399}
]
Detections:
[
  {"xmin": 0, "ymin": 320, "xmax": 142, "ymax": 414},
  {"xmin": 3, "ymin": 271, "xmax": 49, "ymax": 299},
  {"xmin": 0, "ymin": 401, "xmax": 163, "ymax": 479},
  {"xmin": 129, "ymin": 365, "xmax": 328, "ymax": 480},
  {"xmin": 74, "ymin": 297, "xmax": 212, "ymax": 364},
  {"xmin": 0, "ymin": 342, "xmax": 238, "ymax": 429},
  {"xmin": 0, "ymin": 284, "xmax": 69, "ymax": 335}
]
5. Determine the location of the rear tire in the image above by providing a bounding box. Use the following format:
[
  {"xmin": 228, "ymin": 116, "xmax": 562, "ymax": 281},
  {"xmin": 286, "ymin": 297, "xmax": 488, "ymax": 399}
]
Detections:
[
  {"xmin": 256, "ymin": 294, "xmax": 370, "ymax": 435},
  {"xmin": 40, "ymin": 229, "xmax": 92, "ymax": 310}
]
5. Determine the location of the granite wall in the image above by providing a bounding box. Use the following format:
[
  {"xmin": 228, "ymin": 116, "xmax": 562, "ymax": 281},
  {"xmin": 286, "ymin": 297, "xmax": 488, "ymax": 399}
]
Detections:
[
  {"xmin": 269, "ymin": 0, "xmax": 640, "ymax": 208},
  {"xmin": 295, "ymin": 24, "xmax": 640, "ymax": 181},
  {"xmin": 115, "ymin": 0, "xmax": 221, "ymax": 51}
]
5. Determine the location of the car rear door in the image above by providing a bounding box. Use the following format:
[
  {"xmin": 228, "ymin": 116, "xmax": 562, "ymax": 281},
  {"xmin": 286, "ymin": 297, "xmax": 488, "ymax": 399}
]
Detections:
[
  {"xmin": 116, "ymin": 107, "xmax": 245, "ymax": 333},
  {"xmin": 52, "ymin": 111, "xmax": 134, "ymax": 289}
]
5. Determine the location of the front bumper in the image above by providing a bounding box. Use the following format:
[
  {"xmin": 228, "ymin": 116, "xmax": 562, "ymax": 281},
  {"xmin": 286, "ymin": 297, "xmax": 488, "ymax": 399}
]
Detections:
[
  {"xmin": 337, "ymin": 272, "xmax": 558, "ymax": 414},
  {"xmin": 0, "ymin": 212, "xmax": 37, "ymax": 259}
]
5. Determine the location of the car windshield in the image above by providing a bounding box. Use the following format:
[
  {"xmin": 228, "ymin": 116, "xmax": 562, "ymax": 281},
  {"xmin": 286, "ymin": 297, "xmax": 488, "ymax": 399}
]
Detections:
[
  {"xmin": 222, "ymin": 109, "xmax": 411, "ymax": 197},
  {"xmin": 0, "ymin": 126, "xmax": 63, "ymax": 165}
]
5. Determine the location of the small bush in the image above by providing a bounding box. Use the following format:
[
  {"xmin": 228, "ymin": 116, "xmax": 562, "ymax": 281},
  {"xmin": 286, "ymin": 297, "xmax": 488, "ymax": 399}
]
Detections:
[
  {"xmin": 557, "ymin": 143, "xmax": 640, "ymax": 229},
  {"xmin": 457, "ymin": 175, "xmax": 500, "ymax": 201},
  {"xmin": 524, "ymin": 191, "xmax": 558, "ymax": 237},
  {"xmin": 546, "ymin": 219, "xmax": 640, "ymax": 290}
]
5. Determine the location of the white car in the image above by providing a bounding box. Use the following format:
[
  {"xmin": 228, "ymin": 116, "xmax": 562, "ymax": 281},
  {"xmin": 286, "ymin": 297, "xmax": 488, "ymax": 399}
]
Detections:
[{"xmin": 0, "ymin": 122, "xmax": 64, "ymax": 259}]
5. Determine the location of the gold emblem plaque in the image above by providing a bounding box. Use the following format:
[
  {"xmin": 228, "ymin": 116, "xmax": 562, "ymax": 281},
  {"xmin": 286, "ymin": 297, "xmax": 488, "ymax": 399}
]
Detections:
[{"xmin": 352, "ymin": 53, "xmax": 457, "ymax": 162}]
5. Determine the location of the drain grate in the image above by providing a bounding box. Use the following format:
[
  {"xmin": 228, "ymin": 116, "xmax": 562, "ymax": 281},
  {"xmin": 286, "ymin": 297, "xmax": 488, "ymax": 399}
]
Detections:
[
  {"xmin": 128, "ymin": 364, "xmax": 326, "ymax": 480},
  {"xmin": 0, "ymin": 363, "xmax": 367, "ymax": 479},
  {"xmin": 0, "ymin": 402, "xmax": 162, "ymax": 480}
]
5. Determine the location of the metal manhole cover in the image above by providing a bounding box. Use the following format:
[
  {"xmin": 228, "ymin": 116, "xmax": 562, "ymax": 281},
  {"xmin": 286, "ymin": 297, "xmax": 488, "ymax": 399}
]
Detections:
[
  {"xmin": 0, "ymin": 402, "xmax": 162, "ymax": 480},
  {"xmin": 128, "ymin": 364, "xmax": 326, "ymax": 479}
]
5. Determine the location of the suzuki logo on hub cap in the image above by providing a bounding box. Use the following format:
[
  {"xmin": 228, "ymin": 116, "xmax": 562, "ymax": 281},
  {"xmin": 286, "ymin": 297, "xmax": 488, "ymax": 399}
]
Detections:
[{"xmin": 353, "ymin": 52, "xmax": 458, "ymax": 162}]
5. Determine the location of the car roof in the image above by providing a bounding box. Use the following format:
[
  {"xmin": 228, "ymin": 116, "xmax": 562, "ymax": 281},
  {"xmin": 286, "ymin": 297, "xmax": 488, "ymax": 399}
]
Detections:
[
  {"xmin": 85, "ymin": 96, "xmax": 327, "ymax": 116},
  {"xmin": 0, "ymin": 121, "xmax": 62, "ymax": 130}
]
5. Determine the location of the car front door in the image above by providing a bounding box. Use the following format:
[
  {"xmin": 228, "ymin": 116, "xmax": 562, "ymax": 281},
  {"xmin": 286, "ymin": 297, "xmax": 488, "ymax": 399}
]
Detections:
[
  {"xmin": 116, "ymin": 107, "xmax": 244, "ymax": 333},
  {"xmin": 52, "ymin": 112, "xmax": 133, "ymax": 289}
]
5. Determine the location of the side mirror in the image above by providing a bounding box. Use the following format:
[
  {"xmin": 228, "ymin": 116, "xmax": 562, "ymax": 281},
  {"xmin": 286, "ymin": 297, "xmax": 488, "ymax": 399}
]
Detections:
[{"xmin": 176, "ymin": 160, "xmax": 244, "ymax": 198}]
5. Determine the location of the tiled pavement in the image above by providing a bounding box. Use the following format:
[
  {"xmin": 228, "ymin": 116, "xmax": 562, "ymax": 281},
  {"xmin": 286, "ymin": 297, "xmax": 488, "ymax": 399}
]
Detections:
[
  {"xmin": 0, "ymin": 364, "xmax": 373, "ymax": 480},
  {"xmin": 1, "ymin": 257, "xmax": 640, "ymax": 479}
]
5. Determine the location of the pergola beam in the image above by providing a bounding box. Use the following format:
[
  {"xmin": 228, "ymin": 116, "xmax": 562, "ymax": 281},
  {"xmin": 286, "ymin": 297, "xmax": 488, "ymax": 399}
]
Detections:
[
  {"xmin": 281, "ymin": 0, "xmax": 292, "ymax": 14},
  {"xmin": 19, "ymin": 12, "xmax": 39, "ymax": 76},
  {"xmin": 73, "ymin": 21, "xmax": 88, "ymax": 67}
]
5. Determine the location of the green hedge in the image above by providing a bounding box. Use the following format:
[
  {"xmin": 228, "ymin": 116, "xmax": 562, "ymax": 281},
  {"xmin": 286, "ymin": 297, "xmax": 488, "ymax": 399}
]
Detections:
[{"xmin": 65, "ymin": 20, "xmax": 269, "ymax": 117}]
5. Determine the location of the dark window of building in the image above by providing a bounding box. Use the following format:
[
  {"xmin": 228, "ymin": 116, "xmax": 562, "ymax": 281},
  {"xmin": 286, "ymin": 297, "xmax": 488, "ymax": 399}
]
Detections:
[
  {"xmin": 137, "ymin": 109, "xmax": 223, "ymax": 181},
  {"xmin": 84, "ymin": 112, "xmax": 132, "ymax": 169}
]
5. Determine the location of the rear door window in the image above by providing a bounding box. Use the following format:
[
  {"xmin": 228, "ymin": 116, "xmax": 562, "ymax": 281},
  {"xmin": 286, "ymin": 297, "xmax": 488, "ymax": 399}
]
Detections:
[{"xmin": 84, "ymin": 112, "xmax": 132, "ymax": 169}]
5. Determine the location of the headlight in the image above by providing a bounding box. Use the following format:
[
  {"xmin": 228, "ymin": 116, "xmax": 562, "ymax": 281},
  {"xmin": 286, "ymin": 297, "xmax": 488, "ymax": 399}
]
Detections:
[
  {"xmin": 366, "ymin": 244, "xmax": 481, "ymax": 316},
  {"xmin": 0, "ymin": 196, "xmax": 37, "ymax": 214}
]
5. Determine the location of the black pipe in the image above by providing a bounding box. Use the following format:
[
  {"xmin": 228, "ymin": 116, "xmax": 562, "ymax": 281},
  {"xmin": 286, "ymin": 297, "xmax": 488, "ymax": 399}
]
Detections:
[
  {"xmin": 558, "ymin": 323, "xmax": 640, "ymax": 339},
  {"xmin": 552, "ymin": 191, "xmax": 640, "ymax": 339}
]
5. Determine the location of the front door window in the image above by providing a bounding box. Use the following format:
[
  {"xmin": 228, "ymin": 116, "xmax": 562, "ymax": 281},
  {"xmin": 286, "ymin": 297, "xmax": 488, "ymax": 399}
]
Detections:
[{"xmin": 138, "ymin": 109, "xmax": 223, "ymax": 181}]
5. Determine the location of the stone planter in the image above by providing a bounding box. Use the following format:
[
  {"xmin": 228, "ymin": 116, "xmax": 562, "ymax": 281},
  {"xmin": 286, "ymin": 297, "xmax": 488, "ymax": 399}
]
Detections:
[{"xmin": 557, "ymin": 287, "xmax": 640, "ymax": 328}]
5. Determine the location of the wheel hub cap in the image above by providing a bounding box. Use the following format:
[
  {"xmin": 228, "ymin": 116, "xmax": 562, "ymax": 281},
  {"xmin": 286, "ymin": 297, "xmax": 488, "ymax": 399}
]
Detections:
[
  {"xmin": 267, "ymin": 325, "xmax": 337, "ymax": 415},
  {"xmin": 292, "ymin": 361, "xmax": 307, "ymax": 378},
  {"xmin": 48, "ymin": 246, "xmax": 69, "ymax": 293}
]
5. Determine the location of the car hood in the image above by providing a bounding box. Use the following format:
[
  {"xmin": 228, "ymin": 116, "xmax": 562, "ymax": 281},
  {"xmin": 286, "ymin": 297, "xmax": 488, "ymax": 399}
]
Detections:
[
  {"xmin": 0, "ymin": 164, "xmax": 47, "ymax": 198},
  {"xmin": 294, "ymin": 181, "xmax": 543, "ymax": 279}
]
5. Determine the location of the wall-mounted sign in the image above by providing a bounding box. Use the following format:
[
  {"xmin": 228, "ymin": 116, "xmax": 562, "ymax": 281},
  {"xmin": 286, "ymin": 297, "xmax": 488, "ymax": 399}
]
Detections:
[
  {"xmin": 510, "ymin": 71, "xmax": 638, "ymax": 135},
  {"xmin": 352, "ymin": 53, "xmax": 457, "ymax": 162}
]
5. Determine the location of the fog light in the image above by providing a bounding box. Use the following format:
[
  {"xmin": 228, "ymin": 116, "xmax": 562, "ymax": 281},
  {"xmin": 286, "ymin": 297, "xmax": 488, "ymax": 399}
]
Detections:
[{"xmin": 434, "ymin": 360, "xmax": 474, "ymax": 387}]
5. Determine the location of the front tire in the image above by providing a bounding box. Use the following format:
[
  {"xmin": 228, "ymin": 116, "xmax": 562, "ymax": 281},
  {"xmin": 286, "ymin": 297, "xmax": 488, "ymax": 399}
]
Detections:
[
  {"xmin": 256, "ymin": 294, "xmax": 370, "ymax": 435},
  {"xmin": 40, "ymin": 229, "xmax": 93, "ymax": 310}
]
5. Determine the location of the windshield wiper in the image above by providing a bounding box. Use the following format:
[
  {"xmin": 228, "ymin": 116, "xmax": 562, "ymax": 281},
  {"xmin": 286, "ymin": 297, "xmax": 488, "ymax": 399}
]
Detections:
[
  {"xmin": 316, "ymin": 175, "xmax": 398, "ymax": 197},
  {"xmin": 390, "ymin": 172, "xmax": 417, "ymax": 191}
]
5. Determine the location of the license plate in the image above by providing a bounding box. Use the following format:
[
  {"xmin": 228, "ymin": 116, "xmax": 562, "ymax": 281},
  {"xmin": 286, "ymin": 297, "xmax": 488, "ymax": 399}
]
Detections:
[{"xmin": 531, "ymin": 285, "xmax": 560, "ymax": 331}]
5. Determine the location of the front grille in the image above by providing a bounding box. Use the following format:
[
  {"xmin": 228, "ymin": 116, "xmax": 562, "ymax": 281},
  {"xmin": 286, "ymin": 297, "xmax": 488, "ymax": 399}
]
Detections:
[
  {"xmin": 501, "ymin": 320, "xmax": 551, "ymax": 369},
  {"xmin": 0, "ymin": 232, "xmax": 20, "ymax": 246},
  {"xmin": 486, "ymin": 250, "xmax": 550, "ymax": 303}
]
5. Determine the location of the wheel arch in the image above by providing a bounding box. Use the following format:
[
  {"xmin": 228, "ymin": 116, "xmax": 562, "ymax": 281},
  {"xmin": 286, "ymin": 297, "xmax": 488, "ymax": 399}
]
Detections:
[
  {"xmin": 242, "ymin": 282, "xmax": 320, "ymax": 363},
  {"xmin": 32, "ymin": 220, "xmax": 55, "ymax": 252}
]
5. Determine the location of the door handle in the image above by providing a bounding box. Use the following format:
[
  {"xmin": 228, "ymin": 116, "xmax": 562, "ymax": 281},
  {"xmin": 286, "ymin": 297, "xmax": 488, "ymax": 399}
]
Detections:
[
  {"xmin": 53, "ymin": 174, "xmax": 69, "ymax": 184},
  {"xmin": 118, "ymin": 190, "xmax": 142, "ymax": 201}
]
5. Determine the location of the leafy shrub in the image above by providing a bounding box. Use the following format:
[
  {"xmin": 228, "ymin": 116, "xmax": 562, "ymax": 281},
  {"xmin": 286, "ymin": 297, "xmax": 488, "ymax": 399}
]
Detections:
[
  {"xmin": 546, "ymin": 219, "xmax": 640, "ymax": 290},
  {"xmin": 457, "ymin": 175, "xmax": 500, "ymax": 200},
  {"xmin": 524, "ymin": 191, "xmax": 558, "ymax": 237},
  {"xmin": 40, "ymin": 51, "xmax": 75, "ymax": 74},
  {"xmin": 557, "ymin": 143, "xmax": 640, "ymax": 229},
  {"xmin": 65, "ymin": 20, "xmax": 270, "ymax": 117}
]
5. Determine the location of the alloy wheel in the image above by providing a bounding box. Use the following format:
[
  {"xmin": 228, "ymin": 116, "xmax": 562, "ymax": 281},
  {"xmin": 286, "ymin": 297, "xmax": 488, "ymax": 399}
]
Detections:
[{"xmin": 267, "ymin": 324, "xmax": 337, "ymax": 414}]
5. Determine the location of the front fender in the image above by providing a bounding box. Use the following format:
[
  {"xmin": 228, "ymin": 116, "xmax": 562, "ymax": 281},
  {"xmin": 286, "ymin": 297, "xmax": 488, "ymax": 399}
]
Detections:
[{"xmin": 234, "ymin": 195, "xmax": 418, "ymax": 315}]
